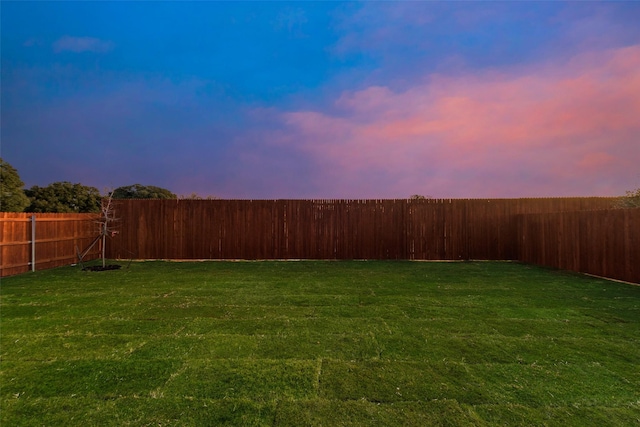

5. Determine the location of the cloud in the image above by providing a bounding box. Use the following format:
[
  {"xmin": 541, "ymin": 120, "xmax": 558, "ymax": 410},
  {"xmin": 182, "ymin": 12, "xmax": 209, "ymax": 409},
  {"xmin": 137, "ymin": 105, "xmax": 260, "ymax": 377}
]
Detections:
[
  {"xmin": 274, "ymin": 45, "xmax": 640, "ymax": 198},
  {"xmin": 330, "ymin": 2, "xmax": 436, "ymax": 59},
  {"xmin": 53, "ymin": 36, "xmax": 114, "ymax": 53}
]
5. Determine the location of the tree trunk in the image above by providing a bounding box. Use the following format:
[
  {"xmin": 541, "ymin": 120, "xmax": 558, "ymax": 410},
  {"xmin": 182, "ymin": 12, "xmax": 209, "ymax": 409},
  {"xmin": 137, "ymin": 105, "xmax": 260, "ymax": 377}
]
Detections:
[{"xmin": 102, "ymin": 223, "xmax": 107, "ymax": 267}]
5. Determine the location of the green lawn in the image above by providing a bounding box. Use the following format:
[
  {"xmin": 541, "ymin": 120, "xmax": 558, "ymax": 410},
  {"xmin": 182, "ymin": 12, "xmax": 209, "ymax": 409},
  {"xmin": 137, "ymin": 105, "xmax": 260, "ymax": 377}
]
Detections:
[{"xmin": 1, "ymin": 260, "xmax": 639, "ymax": 426}]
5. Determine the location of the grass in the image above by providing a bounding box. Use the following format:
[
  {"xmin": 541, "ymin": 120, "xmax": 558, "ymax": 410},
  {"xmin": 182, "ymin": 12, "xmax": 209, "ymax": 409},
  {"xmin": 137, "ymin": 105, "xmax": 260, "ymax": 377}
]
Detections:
[{"xmin": 1, "ymin": 260, "xmax": 639, "ymax": 426}]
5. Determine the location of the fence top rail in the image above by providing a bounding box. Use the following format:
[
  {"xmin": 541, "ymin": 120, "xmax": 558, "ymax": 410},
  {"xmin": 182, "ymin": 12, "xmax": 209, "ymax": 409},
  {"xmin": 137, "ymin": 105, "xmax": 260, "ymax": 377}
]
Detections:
[
  {"xmin": 517, "ymin": 207, "xmax": 640, "ymax": 216},
  {"xmin": 0, "ymin": 217, "xmax": 96, "ymax": 222},
  {"xmin": 110, "ymin": 197, "xmax": 616, "ymax": 203},
  {"xmin": 1, "ymin": 213, "xmax": 96, "ymax": 218}
]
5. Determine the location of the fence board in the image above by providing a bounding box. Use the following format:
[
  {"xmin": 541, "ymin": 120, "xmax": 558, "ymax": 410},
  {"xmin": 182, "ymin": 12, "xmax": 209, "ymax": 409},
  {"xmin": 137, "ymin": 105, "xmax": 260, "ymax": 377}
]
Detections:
[
  {"xmin": 106, "ymin": 197, "xmax": 615, "ymax": 262},
  {"xmin": 517, "ymin": 209, "xmax": 640, "ymax": 284},
  {"xmin": 4, "ymin": 198, "xmax": 635, "ymax": 283},
  {"xmin": 0, "ymin": 213, "xmax": 101, "ymax": 277}
]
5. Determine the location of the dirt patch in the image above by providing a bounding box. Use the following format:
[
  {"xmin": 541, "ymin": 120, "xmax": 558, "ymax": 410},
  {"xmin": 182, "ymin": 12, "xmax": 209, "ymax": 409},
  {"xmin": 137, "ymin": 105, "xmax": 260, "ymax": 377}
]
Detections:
[{"xmin": 83, "ymin": 264, "xmax": 122, "ymax": 272}]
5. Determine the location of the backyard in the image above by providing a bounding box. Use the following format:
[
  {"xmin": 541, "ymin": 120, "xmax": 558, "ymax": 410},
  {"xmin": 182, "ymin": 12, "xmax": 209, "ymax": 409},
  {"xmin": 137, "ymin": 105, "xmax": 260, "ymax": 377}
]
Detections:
[{"xmin": 1, "ymin": 260, "xmax": 639, "ymax": 426}]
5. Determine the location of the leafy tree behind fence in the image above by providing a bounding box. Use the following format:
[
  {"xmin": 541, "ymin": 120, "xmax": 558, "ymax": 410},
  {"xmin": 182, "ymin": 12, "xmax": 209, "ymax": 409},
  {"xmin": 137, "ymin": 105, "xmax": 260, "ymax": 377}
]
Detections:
[
  {"xmin": 25, "ymin": 182, "xmax": 102, "ymax": 213},
  {"xmin": 616, "ymin": 188, "xmax": 640, "ymax": 208},
  {"xmin": 111, "ymin": 184, "xmax": 177, "ymax": 199},
  {"xmin": 0, "ymin": 158, "xmax": 30, "ymax": 212}
]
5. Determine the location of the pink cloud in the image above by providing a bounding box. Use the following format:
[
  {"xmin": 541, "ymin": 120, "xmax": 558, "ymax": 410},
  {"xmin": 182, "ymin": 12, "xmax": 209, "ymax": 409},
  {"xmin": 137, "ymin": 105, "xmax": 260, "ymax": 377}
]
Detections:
[
  {"xmin": 277, "ymin": 45, "xmax": 640, "ymax": 198},
  {"xmin": 331, "ymin": 3, "xmax": 436, "ymax": 57},
  {"xmin": 578, "ymin": 152, "xmax": 616, "ymax": 171}
]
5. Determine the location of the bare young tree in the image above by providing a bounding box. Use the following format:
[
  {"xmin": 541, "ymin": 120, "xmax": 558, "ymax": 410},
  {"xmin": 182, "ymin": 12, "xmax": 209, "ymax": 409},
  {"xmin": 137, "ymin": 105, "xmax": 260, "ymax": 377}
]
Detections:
[
  {"xmin": 98, "ymin": 192, "xmax": 119, "ymax": 267},
  {"xmin": 77, "ymin": 191, "xmax": 119, "ymax": 268}
]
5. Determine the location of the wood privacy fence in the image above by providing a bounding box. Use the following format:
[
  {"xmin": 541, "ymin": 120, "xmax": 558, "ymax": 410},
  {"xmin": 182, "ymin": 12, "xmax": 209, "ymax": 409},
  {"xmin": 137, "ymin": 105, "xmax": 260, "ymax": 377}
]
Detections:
[
  {"xmin": 0, "ymin": 213, "xmax": 101, "ymax": 277},
  {"xmin": 518, "ymin": 209, "xmax": 640, "ymax": 284},
  {"xmin": 106, "ymin": 197, "xmax": 615, "ymax": 260},
  {"xmin": 2, "ymin": 198, "xmax": 637, "ymax": 283}
]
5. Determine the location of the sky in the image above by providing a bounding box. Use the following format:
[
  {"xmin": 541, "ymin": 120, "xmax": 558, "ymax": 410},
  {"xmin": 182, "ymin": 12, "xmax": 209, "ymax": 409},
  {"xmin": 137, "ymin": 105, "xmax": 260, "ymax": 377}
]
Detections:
[{"xmin": 2, "ymin": 1, "xmax": 639, "ymax": 199}]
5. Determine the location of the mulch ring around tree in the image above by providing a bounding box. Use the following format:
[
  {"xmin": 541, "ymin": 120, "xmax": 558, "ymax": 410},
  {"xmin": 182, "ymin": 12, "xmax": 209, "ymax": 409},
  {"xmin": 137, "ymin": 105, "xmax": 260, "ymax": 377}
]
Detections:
[{"xmin": 83, "ymin": 264, "xmax": 122, "ymax": 272}]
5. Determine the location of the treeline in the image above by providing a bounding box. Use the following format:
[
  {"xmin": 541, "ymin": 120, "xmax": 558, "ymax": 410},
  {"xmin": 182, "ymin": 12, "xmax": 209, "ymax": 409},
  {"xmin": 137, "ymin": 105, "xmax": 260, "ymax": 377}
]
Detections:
[
  {"xmin": 0, "ymin": 158, "xmax": 215, "ymax": 213},
  {"xmin": 1, "ymin": 157, "xmax": 639, "ymax": 212}
]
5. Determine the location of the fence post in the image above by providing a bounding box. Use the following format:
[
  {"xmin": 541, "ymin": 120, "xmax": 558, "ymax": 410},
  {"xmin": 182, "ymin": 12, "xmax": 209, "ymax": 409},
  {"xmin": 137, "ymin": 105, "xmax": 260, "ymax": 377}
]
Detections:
[{"xmin": 30, "ymin": 214, "xmax": 36, "ymax": 272}]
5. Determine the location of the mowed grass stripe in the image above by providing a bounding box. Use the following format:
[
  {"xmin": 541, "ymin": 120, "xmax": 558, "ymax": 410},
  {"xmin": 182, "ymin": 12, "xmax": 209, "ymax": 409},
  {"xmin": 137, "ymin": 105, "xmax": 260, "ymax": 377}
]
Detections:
[
  {"xmin": 1, "ymin": 260, "xmax": 639, "ymax": 426},
  {"xmin": 3, "ymin": 332, "xmax": 637, "ymax": 368},
  {"xmin": 4, "ymin": 315, "xmax": 638, "ymax": 341},
  {"xmin": 3, "ymin": 397, "xmax": 638, "ymax": 427},
  {"xmin": 4, "ymin": 357, "xmax": 635, "ymax": 405}
]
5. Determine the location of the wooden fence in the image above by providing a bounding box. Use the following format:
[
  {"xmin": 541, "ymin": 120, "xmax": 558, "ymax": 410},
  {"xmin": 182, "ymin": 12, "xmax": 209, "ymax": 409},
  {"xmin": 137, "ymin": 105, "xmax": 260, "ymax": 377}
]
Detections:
[
  {"xmin": 0, "ymin": 213, "xmax": 101, "ymax": 277},
  {"xmin": 106, "ymin": 197, "xmax": 614, "ymax": 261},
  {"xmin": 518, "ymin": 209, "xmax": 640, "ymax": 284},
  {"xmin": 4, "ymin": 198, "xmax": 635, "ymax": 283}
]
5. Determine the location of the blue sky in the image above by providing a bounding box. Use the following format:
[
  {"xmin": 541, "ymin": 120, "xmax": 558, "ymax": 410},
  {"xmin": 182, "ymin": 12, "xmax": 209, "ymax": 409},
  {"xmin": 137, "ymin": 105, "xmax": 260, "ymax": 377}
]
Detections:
[{"xmin": 2, "ymin": 1, "xmax": 639, "ymax": 198}]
